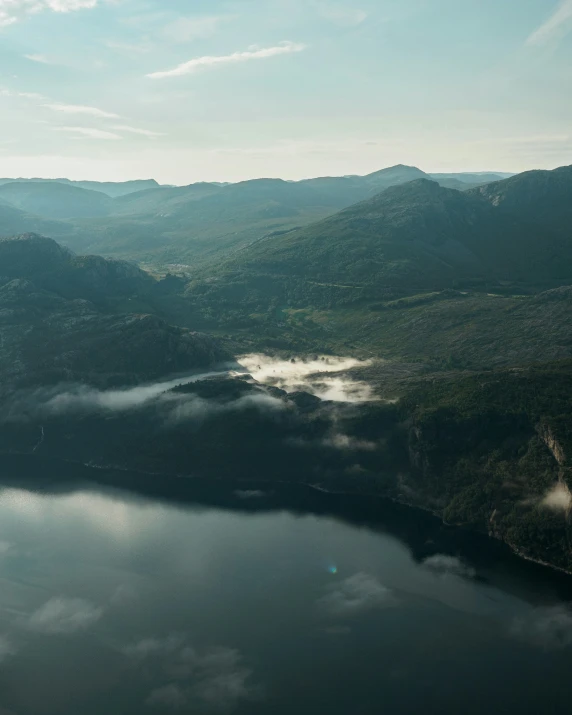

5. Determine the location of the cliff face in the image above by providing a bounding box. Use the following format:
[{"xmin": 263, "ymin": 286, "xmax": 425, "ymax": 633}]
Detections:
[
  {"xmin": 400, "ymin": 369, "xmax": 572, "ymax": 572},
  {"xmin": 537, "ymin": 423, "xmax": 568, "ymax": 467}
]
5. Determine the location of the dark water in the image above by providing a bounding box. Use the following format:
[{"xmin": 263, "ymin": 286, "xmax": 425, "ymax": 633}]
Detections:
[{"xmin": 1, "ymin": 457, "xmax": 572, "ymax": 715}]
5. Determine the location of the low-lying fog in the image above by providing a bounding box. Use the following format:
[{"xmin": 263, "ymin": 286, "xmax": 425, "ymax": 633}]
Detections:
[
  {"xmin": 5, "ymin": 354, "xmax": 377, "ymax": 421},
  {"xmin": 234, "ymin": 354, "xmax": 374, "ymax": 403}
]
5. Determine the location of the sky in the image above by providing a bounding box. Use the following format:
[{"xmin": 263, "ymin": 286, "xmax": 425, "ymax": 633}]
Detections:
[{"xmin": 0, "ymin": 0, "xmax": 571, "ymax": 183}]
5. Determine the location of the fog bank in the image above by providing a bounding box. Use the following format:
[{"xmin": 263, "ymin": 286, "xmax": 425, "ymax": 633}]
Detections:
[{"xmin": 236, "ymin": 354, "xmax": 374, "ymax": 402}]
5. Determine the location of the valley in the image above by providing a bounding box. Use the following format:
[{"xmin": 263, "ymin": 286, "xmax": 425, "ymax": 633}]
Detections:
[{"xmin": 0, "ymin": 164, "xmax": 571, "ymax": 575}]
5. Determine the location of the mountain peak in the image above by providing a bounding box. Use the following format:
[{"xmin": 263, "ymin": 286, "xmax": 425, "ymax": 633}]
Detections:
[{"xmin": 365, "ymin": 165, "xmax": 428, "ymax": 181}]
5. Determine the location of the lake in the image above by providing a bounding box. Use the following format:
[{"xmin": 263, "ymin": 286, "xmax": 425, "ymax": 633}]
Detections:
[{"xmin": 1, "ymin": 457, "xmax": 572, "ymax": 715}]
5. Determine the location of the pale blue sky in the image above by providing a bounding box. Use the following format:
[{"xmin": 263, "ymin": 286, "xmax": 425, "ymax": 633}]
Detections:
[{"xmin": 0, "ymin": 0, "xmax": 571, "ymax": 183}]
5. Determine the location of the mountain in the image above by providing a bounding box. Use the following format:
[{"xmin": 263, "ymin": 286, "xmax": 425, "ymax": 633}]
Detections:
[
  {"xmin": 37, "ymin": 165, "xmax": 496, "ymax": 266},
  {"xmin": 0, "ymin": 181, "xmax": 113, "ymax": 219},
  {"xmin": 201, "ymin": 166, "xmax": 572, "ymax": 294},
  {"xmin": 57, "ymin": 177, "xmax": 360, "ymax": 265},
  {"xmin": 0, "ymin": 232, "xmax": 73, "ymax": 278},
  {"xmin": 62, "ymin": 178, "xmax": 160, "ymax": 197},
  {"xmin": 0, "ymin": 200, "xmax": 71, "ymax": 239},
  {"xmin": 0, "ymin": 233, "xmax": 152, "ymax": 301},
  {"xmin": 173, "ymin": 166, "xmax": 572, "ymax": 368},
  {"xmin": 469, "ymin": 165, "xmax": 572, "ymax": 230},
  {"xmin": 0, "ymin": 178, "xmax": 160, "ymax": 198},
  {"xmin": 0, "ymin": 234, "xmax": 228, "ymax": 393},
  {"xmin": 110, "ymin": 182, "xmax": 222, "ymax": 216},
  {"xmin": 200, "ymin": 179, "xmax": 539, "ymax": 295},
  {"xmin": 430, "ymin": 172, "xmax": 512, "ymax": 184}
]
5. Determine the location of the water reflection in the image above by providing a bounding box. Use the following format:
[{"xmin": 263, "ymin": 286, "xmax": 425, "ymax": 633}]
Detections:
[{"xmin": 0, "ymin": 456, "xmax": 572, "ymax": 714}]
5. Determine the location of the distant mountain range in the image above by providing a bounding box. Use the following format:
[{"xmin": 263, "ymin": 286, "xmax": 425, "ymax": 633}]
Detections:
[
  {"xmin": 0, "ymin": 165, "xmax": 512, "ymax": 267},
  {"xmin": 191, "ymin": 165, "xmax": 572, "ymax": 304},
  {"xmin": 0, "ymin": 178, "xmax": 160, "ymax": 198}
]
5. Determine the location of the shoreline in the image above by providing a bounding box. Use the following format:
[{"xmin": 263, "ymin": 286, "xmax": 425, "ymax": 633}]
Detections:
[{"xmin": 0, "ymin": 450, "xmax": 570, "ymax": 578}]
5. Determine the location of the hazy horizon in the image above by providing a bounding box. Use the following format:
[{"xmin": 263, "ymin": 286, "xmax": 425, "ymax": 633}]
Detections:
[
  {"xmin": 0, "ymin": 163, "xmax": 519, "ymax": 186},
  {"xmin": 1, "ymin": 0, "xmax": 571, "ymax": 183}
]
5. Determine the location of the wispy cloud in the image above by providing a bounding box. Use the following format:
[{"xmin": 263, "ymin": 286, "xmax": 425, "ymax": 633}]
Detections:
[
  {"xmin": 24, "ymin": 53, "xmax": 52, "ymax": 64},
  {"xmin": 422, "ymin": 554, "xmax": 476, "ymax": 579},
  {"xmin": 511, "ymin": 606, "xmax": 572, "ymax": 649},
  {"xmin": 317, "ymin": 573, "xmax": 397, "ymax": 616},
  {"xmin": 112, "ymin": 124, "xmax": 164, "ymax": 137},
  {"xmin": 123, "ymin": 636, "xmax": 261, "ymax": 712},
  {"xmin": 52, "ymin": 126, "xmax": 121, "ymax": 140},
  {"xmin": 526, "ymin": 0, "xmax": 572, "ymax": 45},
  {"xmin": 0, "ymin": 0, "xmax": 98, "ymax": 28},
  {"xmin": 26, "ymin": 597, "xmax": 103, "ymax": 635},
  {"xmin": 147, "ymin": 685, "xmax": 188, "ymax": 711},
  {"xmin": 123, "ymin": 634, "xmax": 185, "ymax": 659},
  {"xmin": 162, "ymin": 15, "xmax": 234, "ymax": 44},
  {"xmin": 0, "ymin": 88, "xmax": 47, "ymax": 100},
  {"xmin": 147, "ymin": 41, "xmax": 306, "ymax": 79},
  {"xmin": 43, "ymin": 102, "xmax": 119, "ymax": 118}
]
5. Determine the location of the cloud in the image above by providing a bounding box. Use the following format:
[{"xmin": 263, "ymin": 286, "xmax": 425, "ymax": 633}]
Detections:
[
  {"xmin": 526, "ymin": 0, "xmax": 572, "ymax": 45},
  {"xmin": 315, "ymin": 2, "xmax": 367, "ymax": 27},
  {"xmin": 8, "ymin": 375, "xmax": 284, "ymax": 419},
  {"xmin": 237, "ymin": 354, "xmax": 374, "ymax": 403},
  {"xmin": 26, "ymin": 597, "xmax": 103, "ymax": 634},
  {"xmin": 191, "ymin": 657, "xmax": 257, "ymax": 712},
  {"xmin": 123, "ymin": 634, "xmax": 185, "ymax": 659},
  {"xmin": 541, "ymin": 483, "xmax": 572, "ymax": 512},
  {"xmin": 43, "ymin": 102, "xmax": 119, "ymax": 118},
  {"xmin": 147, "ymin": 685, "xmax": 188, "ymax": 711},
  {"xmin": 166, "ymin": 391, "xmax": 285, "ymax": 426},
  {"xmin": 147, "ymin": 41, "xmax": 306, "ymax": 79},
  {"xmin": 0, "ymin": 636, "xmax": 15, "ymax": 663},
  {"xmin": 0, "ymin": 88, "xmax": 47, "ymax": 100},
  {"xmin": 112, "ymin": 124, "xmax": 164, "ymax": 137},
  {"xmin": 317, "ymin": 573, "xmax": 397, "ymax": 616},
  {"xmin": 322, "ymin": 433, "xmax": 377, "ymax": 450},
  {"xmin": 0, "ymin": 0, "xmax": 98, "ymax": 28},
  {"xmin": 421, "ymin": 555, "xmax": 476, "ymax": 579},
  {"xmin": 52, "ymin": 126, "xmax": 121, "ymax": 140},
  {"xmin": 511, "ymin": 606, "xmax": 572, "ymax": 649},
  {"xmin": 18, "ymin": 91, "xmax": 47, "ymax": 100},
  {"xmin": 162, "ymin": 15, "xmax": 234, "ymax": 44},
  {"xmin": 124, "ymin": 637, "xmax": 260, "ymax": 712},
  {"xmin": 24, "ymin": 53, "xmax": 52, "ymax": 63},
  {"xmin": 0, "ymin": 541, "xmax": 12, "ymax": 555}
]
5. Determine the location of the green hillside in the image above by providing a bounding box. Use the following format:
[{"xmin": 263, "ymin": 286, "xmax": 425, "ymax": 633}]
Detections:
[
  {"xmin": 0, "ymin": 234, "xmax": 227, "ymax": 394},
  {"xmin": 43, "ymin": 166, "xmax": 489, "ymax": 266},
  {"xmin": 0, "ymin": 201, "xmax": 71, "ymax": 239},
  {"xmin": 0, "ymin": 181, "xmax": 113, "ymax": 219}
]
